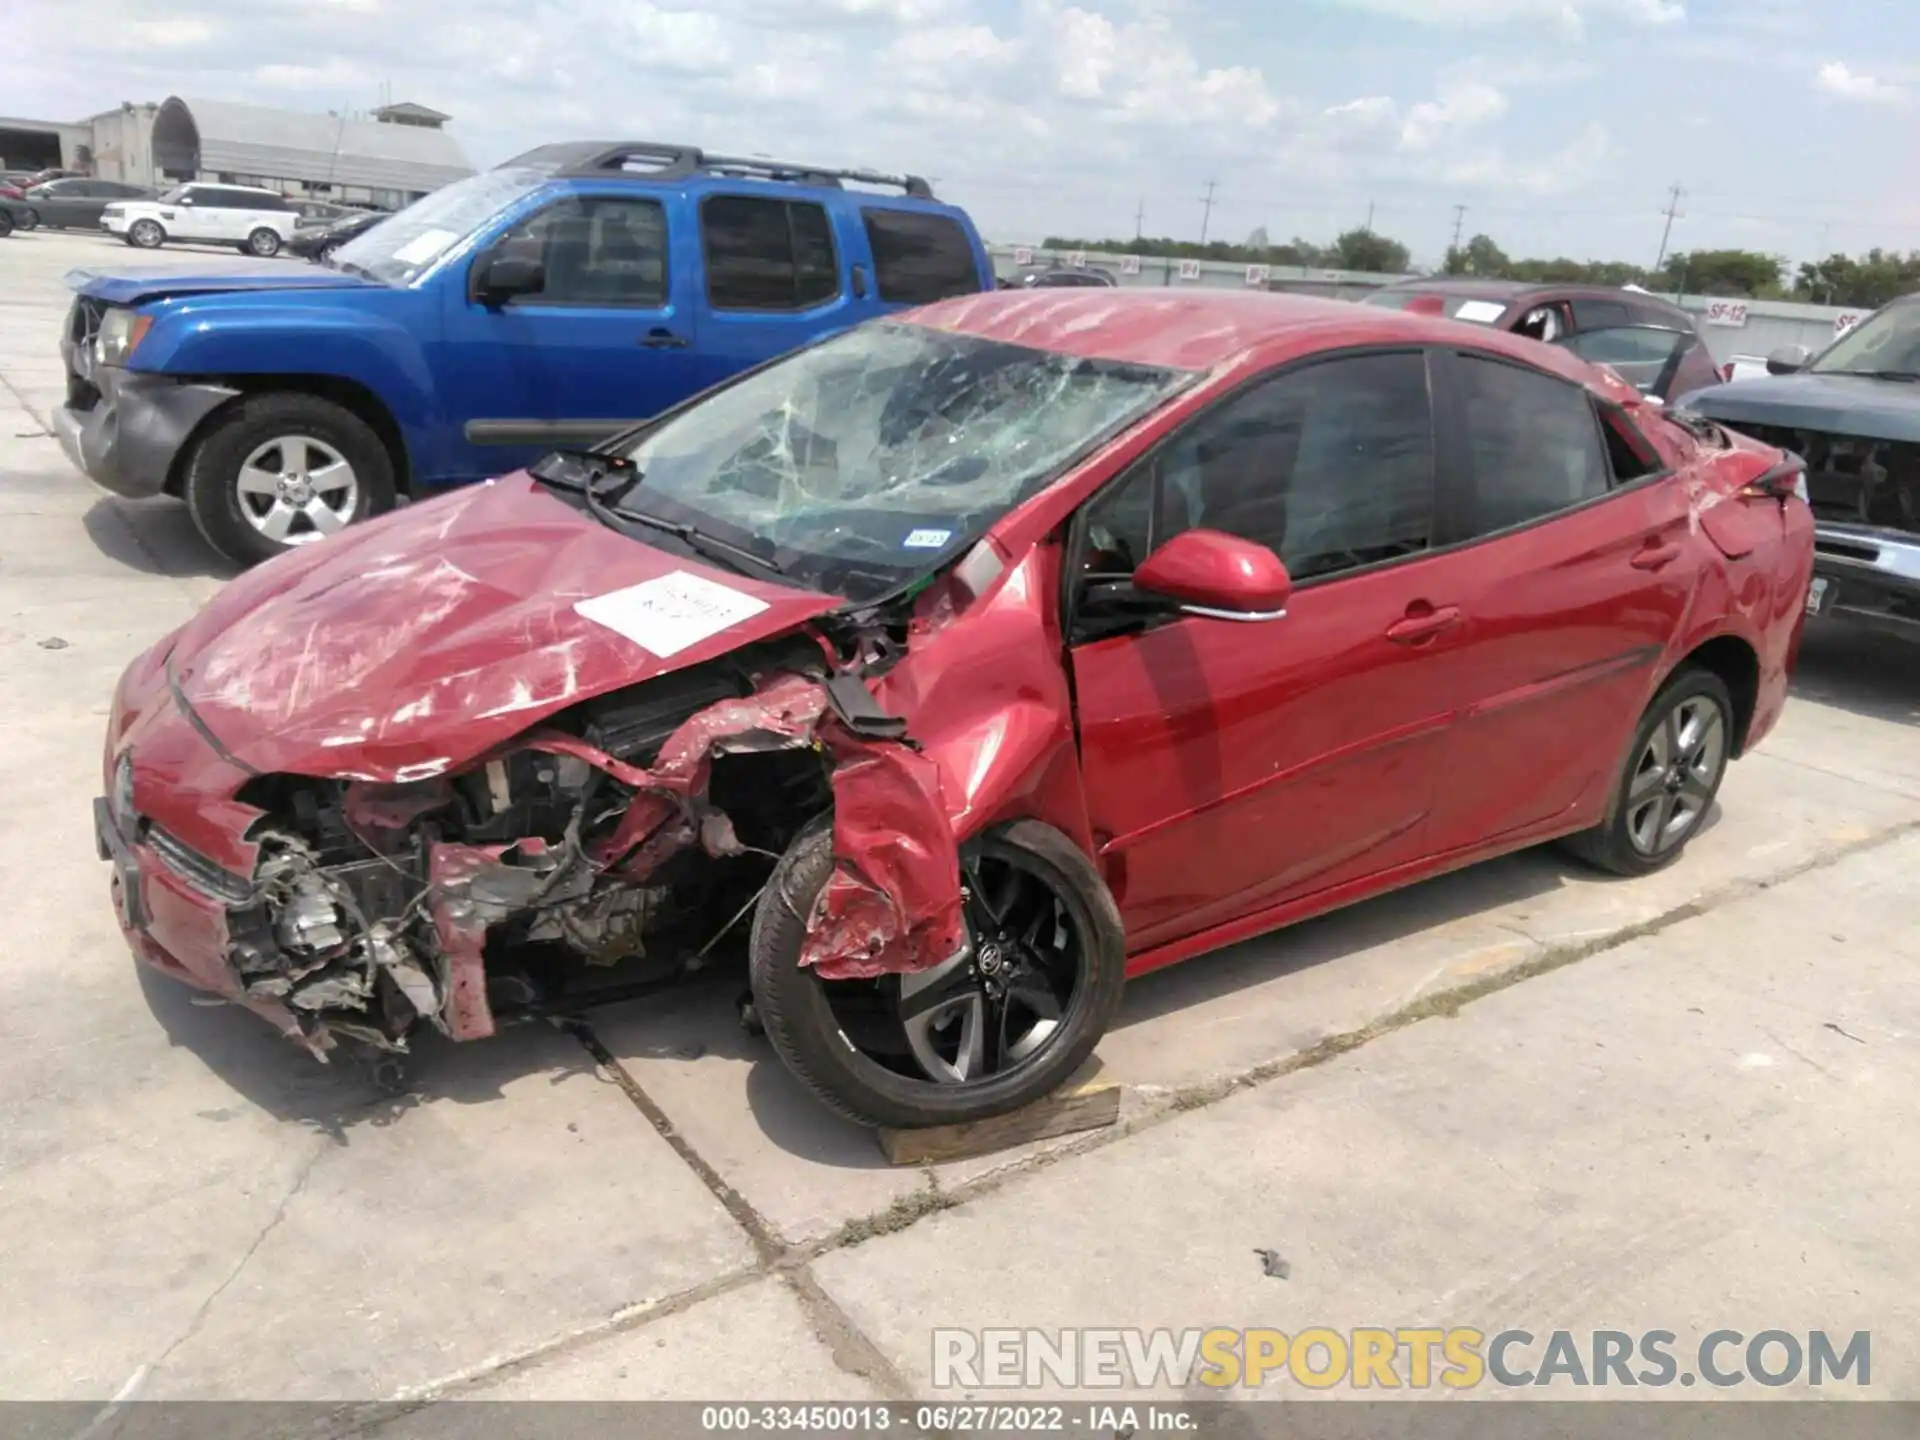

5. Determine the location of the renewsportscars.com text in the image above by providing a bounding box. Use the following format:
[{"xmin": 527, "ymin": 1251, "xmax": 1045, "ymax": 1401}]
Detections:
[{"xmin": 932, "ymin": 1327, "xmax": 1871, "ymax": 1391}]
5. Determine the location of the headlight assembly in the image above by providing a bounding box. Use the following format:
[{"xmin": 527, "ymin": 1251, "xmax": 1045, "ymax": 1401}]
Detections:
[{"xmin": 94, "ymin": 308, "xmax": 153, "ymax": 368}]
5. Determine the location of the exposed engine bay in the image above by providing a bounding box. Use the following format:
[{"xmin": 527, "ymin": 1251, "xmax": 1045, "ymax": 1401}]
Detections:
[
  {"xmin": 213, "ymin": 634, "xmax": 964, "ymax": 1058},
  {"xmin": 1734, "ymin": 423, "xmax": 1920, "ymax": 535}
]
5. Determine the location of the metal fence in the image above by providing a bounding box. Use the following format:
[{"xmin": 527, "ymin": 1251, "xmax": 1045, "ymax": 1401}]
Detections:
[{"xmin": 987, "ymin": 244, "xmax": 1868, "ymax": 366}]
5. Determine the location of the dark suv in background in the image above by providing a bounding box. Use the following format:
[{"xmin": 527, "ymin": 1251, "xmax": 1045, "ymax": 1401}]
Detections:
[
  {"xmin": 1365, "ymin": 279, "xmax": 1725, "ymax": 403},
  {"xmin": 4, "ymin": 178, "xmax": 157, "ymax": 231}
]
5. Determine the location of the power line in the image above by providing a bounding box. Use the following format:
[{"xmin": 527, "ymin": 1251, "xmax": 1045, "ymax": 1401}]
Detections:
[
  {"xmin": 1198, "ymin": 179, "xmax": 1218, "ymax": 244},
  {"xmin": 1653, "ymin": 183, "xmax": 1687, "ymax": 271}
]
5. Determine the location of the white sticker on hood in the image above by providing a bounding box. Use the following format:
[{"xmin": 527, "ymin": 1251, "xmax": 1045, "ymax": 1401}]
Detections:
[
  {"xmin": 1453, "ymin": 300, "xmax": 1507, "ymax": 324},
  {"xmin": 575, "ymin": 571, "xmax": 770, "ymax": 658}
]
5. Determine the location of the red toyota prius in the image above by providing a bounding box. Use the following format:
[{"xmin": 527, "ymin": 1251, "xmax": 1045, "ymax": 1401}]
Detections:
[{"xmin": 98, "ymin": 290, "xmax": 1816, "ymax": 1129}]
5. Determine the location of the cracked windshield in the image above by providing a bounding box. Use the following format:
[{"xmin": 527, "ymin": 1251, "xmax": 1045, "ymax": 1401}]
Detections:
[{"xmin": 611, "ymin": 323, "xmax": 1189, "ymax": 602}]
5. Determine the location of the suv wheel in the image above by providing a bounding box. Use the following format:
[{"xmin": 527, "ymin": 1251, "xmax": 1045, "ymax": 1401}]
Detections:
[
  {"xmin": 184, "ymin": 393, "xmax": 397, "ymax": 567},
  {"xmin": 246, "ymin": 227, "xmax": 282, "ymax": 258},
  {"xmin": 127, "ymin": 218, "xmax": 165, "ymax": 249}
]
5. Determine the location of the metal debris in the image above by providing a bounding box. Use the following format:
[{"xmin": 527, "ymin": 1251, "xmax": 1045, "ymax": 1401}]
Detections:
[{"xmin": 1254, "ymin": 1248, "xmax": 1291, "ymax": 1280}]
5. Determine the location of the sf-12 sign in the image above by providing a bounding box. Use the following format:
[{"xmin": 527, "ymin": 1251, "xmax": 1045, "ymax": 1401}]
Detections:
[
  {"xmin": 1177, "ymin": 259, "xmax": 1202, "ymax": 281},
  {"xmin": 1121, "ymin": 255, "xmax": 1141, "ymax": 275},
  {"xmin": 1013, "ymin": 247, "xmax": 1033, "ymax": 267},
  {"xmin": 1245, "ymin": 264, "xmax": 1271, "ymax": 287},
  {"xmin": 1703, "ymin": 300, "xmax": 1749, "ymax": 328},
  {"xmin": 1836, "ymin": 313, "xmax": 1864, "ymax": 335}
]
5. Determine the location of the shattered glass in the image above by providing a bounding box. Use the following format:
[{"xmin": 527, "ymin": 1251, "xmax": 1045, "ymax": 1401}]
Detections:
[{"xmin": 612, "ymin": 323, "xmax": 1190, "ymax": 602}]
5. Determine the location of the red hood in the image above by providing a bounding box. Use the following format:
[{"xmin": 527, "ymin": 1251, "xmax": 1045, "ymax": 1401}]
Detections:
[{"xmin": 169, "ymin": 476, "xmax": 838, "ymax": 782}]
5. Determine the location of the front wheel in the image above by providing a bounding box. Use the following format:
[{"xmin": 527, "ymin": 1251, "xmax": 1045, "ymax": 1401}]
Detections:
[
  {"xmin": 1563, "ymin": 666, "xmax": 1734, "ymax": 877},
  {"xmin": 127, "ymin": 218, "xmax": 164, "ymax": 249},
  {"xmin": 246, "ymin": 227, "xmax": 281, "ymax": 257},
  {"xmin": 16, "ymin": 208, "xmax": 38, "ymax": 231},
  {"xmin": 0, "ymin": 210, "xmax": 12, "ymax": 239},
  {"xmin": 184, "ymin": 393, "xmax": 397, "ymax": 566},
  {"xmin": 749, "ymin": 817, "xmax": 1126, "ymax": 1129}
]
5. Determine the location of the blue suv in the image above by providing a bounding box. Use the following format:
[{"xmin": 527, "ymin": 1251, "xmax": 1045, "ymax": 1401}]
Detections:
[{"xmin": 54, "ymin": 141, "xmax": 993, "ymax": 566}]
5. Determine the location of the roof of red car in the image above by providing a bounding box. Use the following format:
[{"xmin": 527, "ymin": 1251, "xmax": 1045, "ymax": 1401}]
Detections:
[{"xmin": 910, "ymin": 286, "xmax": 1619, "ymax": 392}]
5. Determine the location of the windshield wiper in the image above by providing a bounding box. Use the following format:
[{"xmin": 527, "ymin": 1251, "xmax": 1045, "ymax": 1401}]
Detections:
[
  {"xmin": 532, "ymin": 450, "xmax": 784, "ymax": 579},
  {"xmin": 610, "ymin": 503, "xmax": 786, "ymax": 580},
  {"xmin": 329, "ymin": 257, "xmax": 379, "ymax": 282},
  {"xmin": 1826, "ymin": 369, "xmax": 1920, "ymax": 382}
]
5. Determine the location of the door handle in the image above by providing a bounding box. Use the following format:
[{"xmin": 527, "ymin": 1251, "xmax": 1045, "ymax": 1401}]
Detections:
[
  {"xmin": 1631, "ymin": 540, "xmax": 1683, "ymax": 570},
  {"xmin": 1385, "ymin": 604, "xmax": 1461, "ymax": 644},
  {"xmin": 641, "ymin": 329, "xmax": 688, "ymax": 349}
]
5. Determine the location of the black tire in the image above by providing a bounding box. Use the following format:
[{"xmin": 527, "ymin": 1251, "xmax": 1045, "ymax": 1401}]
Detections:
[
  {"xmin": 246, "ymin": 227, "xmax": 281, "ymax": 257},
  {"xmin": 184, "ymin": 393, "xmax": 397, "ymax": 567},
  {"xmin": 0, "ymin": 211, "xmax": 12, "ymax": 239},
  {"xmin": 750, "ymin": 816, "xmax": 1126, "ymax": 1130},
  {"xmin": 17, "ymin": 207, "xmax": 37, "ymax": 231},
  {"xmin": 127, "ymin": 218, "xmax": 164, "ymax": 249},
  {"xmin": 1562, "ymin": 666, "xmax": 1734, "ymax": 877}
]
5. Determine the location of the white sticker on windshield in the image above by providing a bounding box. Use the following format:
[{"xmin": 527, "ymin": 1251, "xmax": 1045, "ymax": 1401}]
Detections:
[
  {"xmin": 575, "ymin": 571, "xmax": 770, "ymax": 658},
  {"xmin": 389, "ymin": 228, "xmax": 461, "ymax": 266},
  {"xmin": 1453, "ymin": 300, "xmax": 1507, "ymax": 325},
  {"xmin": 903, "ymin": 528, "xmax": 952, "ymax": 550}
]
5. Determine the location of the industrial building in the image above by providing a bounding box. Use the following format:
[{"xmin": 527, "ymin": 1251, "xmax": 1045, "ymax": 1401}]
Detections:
[{"xmin": 1, "ymin": 96, "xmax": 472, "ymax": 209}]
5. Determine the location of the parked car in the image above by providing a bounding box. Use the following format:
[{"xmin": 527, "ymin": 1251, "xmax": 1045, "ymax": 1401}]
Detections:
[
  {"xmin": 1014, "ymin": 266, "xmax": 1118, "ymax": 288},
  {"xmin": 56, "ymin": 141, "xmax": 993, "ymax": 567},
  {"xmin": 1675, "ymin": 297, "xmax": 1920, "ymax": 643},
  {"xmin": 287, "ymin": 207, "xmax": 386, "ymax": 262},
  {"xmin": 1364, "ymin": 279, "xmax": 1724, "ymax": 402},
  {"xmin": 290, "ymin": 198, "xmax": 355, "ymax": 227},
  {"xmin": 100, "ymin": 182, "xmax": 298, "ymax": 256},
  {"xmin": 97, "ymin": 289, "xmax": 1813, "ymax": 1128},
  {"xmin": 9, "ymin": 177, "xmax": 155, "ymax": 231}
]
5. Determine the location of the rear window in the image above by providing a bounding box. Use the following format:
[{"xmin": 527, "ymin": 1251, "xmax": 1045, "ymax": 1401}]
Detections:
[
  {"xmin": 1365, "ymin": 290, "xmax": 1511, "ymax": 325},
  {"xmin": 701, "ymin": 195, "xmax": 840, "ymax": 311},
  {"xmin": 862, "ymin": 208, "xmax": 981, "ymax": 304}
]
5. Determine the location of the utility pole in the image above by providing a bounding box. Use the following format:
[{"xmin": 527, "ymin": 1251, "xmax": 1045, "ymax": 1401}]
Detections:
[
  {"xmin": 1364, "ymin": 200, "xmax": 1375, "ymax": 232},
  {"xmin": 1653, "ymin": 183, "xmax": 1686, "ymax": 272},
  {"xmin": 1450, "ymin": 204, "xmax": 1467, "ymax": 251},
  {"xmin": 1198, "ymin": 180, "xmax": 1218, "ymax": 244},
  {"xmin": 1134, "ymin": 196, "xmax": 1145, "ymax": 242}
]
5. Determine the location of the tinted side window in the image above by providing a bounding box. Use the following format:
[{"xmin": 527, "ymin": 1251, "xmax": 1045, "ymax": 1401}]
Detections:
[
  {"xmin": 1570, "ymin": 298, "xmax": 1633, "ymax": 330},
  {"xmin": 498, "ymin": 196, "xmax": 668, "ymax": 307},
  {"xmin": 703, "ymin": 195, "xmax": 841, "ymax": 311},
  {"xmin": 1456, "ymin": 355, "xmax": 1610, "ymax": 535},
  {"xmin": 863, "ymin": 209, "xmax": 980, "ymax": 304},
  {"xmin": 1083, "ymin": 351, "xmax": 1435, "ymax": 585}
]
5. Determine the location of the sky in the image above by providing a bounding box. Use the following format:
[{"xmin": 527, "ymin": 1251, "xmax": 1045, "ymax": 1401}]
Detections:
[{"xmin": 10, "ymin": 0, "xmax": 1920, "ymax": 270}]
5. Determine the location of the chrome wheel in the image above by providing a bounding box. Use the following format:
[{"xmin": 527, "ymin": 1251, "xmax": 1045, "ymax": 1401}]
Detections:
[
  {"xmin": 823, "ymin": 851, "xmax": 1086, "ymax": 1088},
  {"xmin": 248, "ymin": 227, "xmax": 280, "ymax": 257},
  {"xmin": 128, "ymin": 219, "xmax": 163, "ymax": 248},
  {"xmin": 1626, "ymin": 694, "xmax": 1726, "ymax": 857},
  {"xmin": 235, "ymin": 435, "xmax": 358, "ymax": 545}
]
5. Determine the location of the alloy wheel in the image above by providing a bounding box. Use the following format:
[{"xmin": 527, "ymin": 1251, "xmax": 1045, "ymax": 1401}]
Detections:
[
  {"xmin": 822, "ymin": 850, "xmax": 1088, "ymax": 1087},
  {"xmin": 1625, "ymin": 693, "xmax": 1727, "ymax": 857},
  {"xmin": 235, "ymin": 434, "xmax": 358, "ymax": 545}
]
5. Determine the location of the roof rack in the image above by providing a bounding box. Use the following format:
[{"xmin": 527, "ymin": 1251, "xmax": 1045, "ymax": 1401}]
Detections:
[{"xmin": 499, "ymin": 141, "xmax": 936, "ymax": 200}]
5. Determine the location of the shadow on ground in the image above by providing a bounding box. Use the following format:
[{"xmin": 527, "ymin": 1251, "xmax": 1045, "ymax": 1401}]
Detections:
[
  {"xmin": 83, "ymin": 496, "xmax": 237, "ymax": 581},
  {"xmin": 1792, "ymin": 618, "xmax": 1920, "ymax": 728}
]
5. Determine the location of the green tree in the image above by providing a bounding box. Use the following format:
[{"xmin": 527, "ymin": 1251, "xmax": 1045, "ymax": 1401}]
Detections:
[
  {"xmin": 1794, "ymin": 250, "xmax": 1920, "ymax": 309},
  {"xmin": 1656, "ymin": 249, "xmax": 1784, "ymax": 298},
  {"xmin": 1328, "ymin": 228, "xmax": 1411, "ymax": 274},
  {"xmin": 1444, "ymin": 233, "xmax": 1510, "ymax": 277}
]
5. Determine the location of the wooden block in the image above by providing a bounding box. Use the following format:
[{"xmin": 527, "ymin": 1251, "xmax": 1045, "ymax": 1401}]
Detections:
[{"xmin": 876, "ymin": 1080, "xmax": 1122, "ymax": 1165}]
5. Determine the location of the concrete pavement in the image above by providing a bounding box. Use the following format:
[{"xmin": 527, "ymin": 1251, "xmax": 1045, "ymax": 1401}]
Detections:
[{"xmin": 1, "ymin": 228, "xmax": 1915, "ymax": 1421}]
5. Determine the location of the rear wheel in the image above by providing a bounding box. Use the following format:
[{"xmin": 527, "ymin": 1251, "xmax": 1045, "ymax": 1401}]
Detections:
[
  {"xmin": 184, "ymin": 393, "xmax": 396, "ymax": 566},
  {"xmin": 1563, "ymin": 667, "xmax": 1733, "ymax": 877},
  {"xmin": 0, "ymin": 210, "xmax": 12, "ymax": 239},
  {"xmin": 246, "ymin": 226, "xmax": 281, "ymax": 257},
  {"xmin": 749, "ymin": 818, "xmax": 1126, "ymax": 1129},
  {"xmin": 17, "ymin": 207, "xmax": 38, "ymax": 231},
  {"xmin": 127, "ymin": 218, "xmax": 164, "ymax": 249}
]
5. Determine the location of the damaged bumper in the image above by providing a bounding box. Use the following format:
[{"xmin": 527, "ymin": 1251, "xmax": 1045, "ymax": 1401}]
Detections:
[{"xmin": 1810, "ymin": 522, "xmax": 1920, "ymax": 641}]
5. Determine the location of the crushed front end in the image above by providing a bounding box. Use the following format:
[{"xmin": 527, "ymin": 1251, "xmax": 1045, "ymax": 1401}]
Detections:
[{"xmin": 101, "ymin": 629, "xmax": 966, "ymax": 1059}]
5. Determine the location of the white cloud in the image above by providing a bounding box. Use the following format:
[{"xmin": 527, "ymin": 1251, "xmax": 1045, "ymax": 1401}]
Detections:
[
  {"xmin": 1816, "ymin": 61, "xmax": 1908, "ymax": 106},
  {"xmin": 1324, "ymin": 0, "xmax": 1679, "ymax": 29},
  {"xmin": 1444, "ymin": 119, "xmax": 1612, "ymax": 194},
  {"xmin": 1399, "ymin": 80, "xmax": 1508, "ymax": 151}
]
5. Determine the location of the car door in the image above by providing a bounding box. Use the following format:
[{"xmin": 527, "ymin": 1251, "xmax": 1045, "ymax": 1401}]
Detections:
[
  {"xmin": 1555, "ymin": 325, "xmax": 1702, "ymax": 402},
  {"xmin": 1419, "ymin": 348, "xmax": 1696, "ymax": 852},
  {"xmin": 29, "ymin": 179, "xmax": 88, "ymax": 226},
  {"xmin": 692, "ymin": 189, "xmax": 859, "ymax": 393},
  {"xmin": 1066, "ymin": 348, "xmax": 1474, "ymax": 955},
  {"xmin": 443, "ymin": 190, "xmax": 699, "ymax": 481},
  {"xmin": 162, "ymin": 187, "xmax": 217, "ymax": 241}
]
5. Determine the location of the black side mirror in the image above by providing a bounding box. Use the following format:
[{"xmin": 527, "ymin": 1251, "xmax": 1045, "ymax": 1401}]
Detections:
[
  {"xmin": 473, "ymin": 253, "xmax": 545, "ymax": 307},
  {"xmin": 1766, "ymin": 345, "xmax": 1812, "ymax": 376}
]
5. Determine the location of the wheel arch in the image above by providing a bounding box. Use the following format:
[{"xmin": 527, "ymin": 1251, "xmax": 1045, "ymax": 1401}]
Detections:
[
  {"xmin": 1670, "ymin": 631, "xmax": 1762, "ymax": 756},
  {"xmin": 164, "ymin": 375, "xmax": 413, "ymax": 498}
]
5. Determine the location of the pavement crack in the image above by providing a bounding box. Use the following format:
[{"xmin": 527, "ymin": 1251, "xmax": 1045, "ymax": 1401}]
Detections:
[
  {"xmin": 558, "ymin": 1016, "xmax": 784, "ymax": 1265},
  {"xmin": 149, "ymin": 1137, "xmax": 327, "ymax": 1376},
  {"xmin": 782, "ymin": 1269, "xmax": 916, "ymax": 1401}
]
